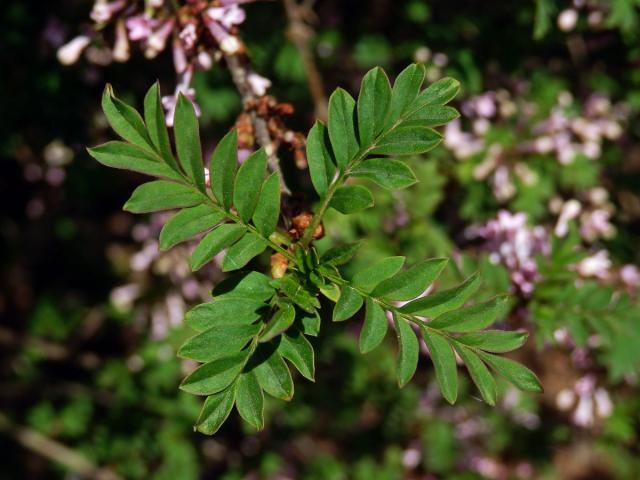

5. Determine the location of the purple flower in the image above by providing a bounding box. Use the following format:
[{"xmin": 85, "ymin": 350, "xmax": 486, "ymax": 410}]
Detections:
[
  {"xmin": 162, "ymin": 67, "xmax": 201, "ymax": 127},
  {"xmin": 90, "ymin": 0, "xmax": 126, "ymax": 24},
  {"xmin": 125, "ymin": 14, "xmax": 159, "ymax": 41}
]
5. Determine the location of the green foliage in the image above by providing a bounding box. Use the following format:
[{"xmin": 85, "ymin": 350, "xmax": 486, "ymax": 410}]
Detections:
[{"xmin": 89, "ymin": 67, "xmax": 540, "ymax": 435}]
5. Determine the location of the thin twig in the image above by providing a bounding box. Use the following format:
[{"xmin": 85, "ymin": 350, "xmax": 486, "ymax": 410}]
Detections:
[
  {"xmin": 282, "ymin": 0, "xmax": 328, "ymax": 122},
  {"xmin": 0, "ymin": 412, "xmax": 123, "ymax": 480},
  {"xmin": 224, "ymin": 52, "xmax": 291, "ymax": 194}
]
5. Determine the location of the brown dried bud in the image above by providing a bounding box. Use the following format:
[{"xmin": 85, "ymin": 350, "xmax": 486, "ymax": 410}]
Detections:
[
  {"xmin": 288, "ymin": 212, "xmax": 324, "ymax": 240},
  {"xmin": 271, "ymin": 253, "xmax": 289, "ymax": 279}
]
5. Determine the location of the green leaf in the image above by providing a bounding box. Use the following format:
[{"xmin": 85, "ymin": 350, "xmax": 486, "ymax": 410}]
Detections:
[
  {"xmin": 319, "ymin": 283, "xmax": 340, "ymax": 302},
  {"xmin": 428, "ymin": 296, "xmax": 511, "ymax": 333},
  {"xmin": 422, "ymin": 329, "xmax": 458, "ymax": 404},
  {"xmin": 394, "ymin": 314, "xmax": 419, "ymax": 387},
  {"xmin": 88, "ymin": 141, "xmax": 181, "ymax": 180},
  {"xmin": 159, "ymin": 204, "xmax": 225, "ymax": 250},
  {"xmin": 403, "ymin": 106, "xmax": 460, "ymax": 127},
  {"xmin": 195, "ymin": 386, "xmax": 236, "ymax": 435},
  {"xmin": 320, "ymin": 242, "xmax": 362, "ymax": 266},
  {"xmin": 212, "ymin": 271, "xmax": 275, "ymax": 302},
  {"xmin": 235, "ymin": 371, "xmax": 264, "ymax": 429},
  {"xmin": 456, "ymin": 330, "xmax": 528, "ymax": 353},
  {"xmin": 234, "ymin": 149, "xmax": 268, "ymax": 221},
  {"xmin": 328, "ymin": 88, "xmax": 359, "ymax": 168},
  {"xmin": 415, "ymin": 77, "xmax": 460, "ymax": 107},
  {"xmin": 185, "ymin": 298, "xmax": 266, "ymax": 332},
  {"xmin": 278, "ymin": 328, "xmax": 315, "ymax": 381},
  {"xmin": 372, "ymin": 126, "xmax": 442, "ymax": 156},
  {"xmin": 180, "ymin": 352, "xmax": 248, "ymax": 395},
  {"xmin": 174, "ymin": 94, "xmax": 205, "ymax": 192},
  {"xmin": 101, "ymin": 84, "xmax": 153, "ymax": 151},
  {"xmin": 222, "ymin": 233, "xmax": 267, "ymax": 272},
  {"xmin": 143, "ymin": 82, "xmax": 176, "ymax": 168},
  {"xmin": 359, "ymin": 298, "xmax": 388, "ymax": 353},
  {"xmin": 307, "ymin": 121, "xmax": 336, "ymax": 197},
  {"xmin": 276, "ymin": 276, "xmax": 320, "ymax": 313},
  {"xmin": 210, "ymin": 130, "xmax": 237, "ymax": 210},
  {"xmin": 252, "ymin": 172, "xmax": 281, "ymax": 236},
  {"xmin": 191, "ymin": 224, "xmax": 246, "ymax": 271},
  {"xmin": 330, "ymin": 185, "xmax": 374, "ymax": 214},
  {"xmin": 123, "ymin": 180, "xmax": 203, "ymax": 213},
  {"xmin": 333, "ymin": 286, "xmax": 364, "ymax": 321},
  {"xmin": 400, "ymin": 272, "xmax": 481, "ymax": 318},
  {"xmin": 387, "ymin": 64, "xmax": 425, "ymax": 125},
  {"xmin": 352, "ymin": 256, "xmax": 405, "ymax": 293},
  {"xmin": 371, "ymin": 258, "xmax": 448, "ymax": 302},
  {"xmin": 478, "ymin": 352, "xmax": 543, "ymax": 393},
  {"xmin": 261, "ymin": 303, "xmax": 296, "ymax": 342},
  {"xmin": 454, "ymin": 346, "xmax": 496, "ymax": 406},
  {"xmin": 351, "ymin": 158, "xmax": 417, "ymax": 190},
  {"xmin": 357, "ymin": 67, "xmax": 392, "ymax": 146},
  {"xmin": 178, "ymin": 323, "xmax": 260, "ymax": 362},
  {"xmin": 300, "ymin": 312, "xmax": 321, "ymax": 336},
  {"xmin": 253, "ymin": 346, "xmax": 294, "ymax": 400}
]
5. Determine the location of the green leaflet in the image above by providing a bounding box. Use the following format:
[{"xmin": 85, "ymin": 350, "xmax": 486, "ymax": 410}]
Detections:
[
  {"xmin": 191, "ymin": 224, "xmax": 246, "ymax": 271},
  {"xmin": 320, "ymin": 242, "xmax": 362, "ymax": 266},
  {"xmin": 456, "ymin": 330, "xmax": 528, "ymax": 353},
  {"xmin": 234, "ymin": 149, "xmax": 268, "ymax": 221},
  {"xmin": 195, "ymin": 386, "xmax": 237, "ymax": 435},
  {"xmin": 357, "ymin": 67, "xmax": 392, "ymax": 146},
  {"xmin": 359, "ymin": 298, "xmax": 388, "ymax": 353},
  {"xmin": 252, "ymin": 345, "xmax": 294, "ymax": 400},
  {"xmin": 371, "ymin": 258, "xmax": 448, "ymax": 302},
  {"xmin": 252, "ymin": 172, "xmax": 281, "ymax": 236},
  {"xmin": 403, "ymin": 105, "xmax": 460, "ymax": 127},
  {"xmin": 123, "ymin": 180, "xmax": 204, "ymax": 213},
  {"xmin": 210, "ymin": 130, "xmax": 237, "ymax": 210},
  {"xmin": 394, "ymin": 314, "xmax": 419, "ymax": 387},
  {"xmin": 328, "ymin": 88, "xmax": 359, "ymax": 168},
  {"xmin": 414, "ymin": 77, "xmax": 460, "ymax": 107},
  {"xmin": 88, "ymin": 141, "xmax": 181, "ymax": 181},
  {"xmin": 178, "ymin": 323, "xmax": 260, "ymax": 363},
  {"xmin": 159, "ymin": 204, "xmax": 225, "ymax": 251},
  {"xmin": 185, "ymin": 298, "xmax": 266, "ymax": 332},
  {"xmin": 222, "ymin": 233, "xmax": 267, "ymax": 272},
  {"xmin": 333, "ymin": 286, "xmax": 363, "ymax": 321},
  {"xmin": 478, "ymin": 352, "xmax": 543, "ymax": 393},
  {"xmin": 174, "ymin": 94, "xmax": 206, "ymax": 192},
  {"xmin": 329, "ymin": 185, "xmax": 374, "ymax": 214},
  {"xmin": 300, "ymin": 312, "xmax": 321, "ymax": 336},
  {"xmin": 453, "ymin": 346, "xmax": 497, "ymax": 406},
  {"xmin": 278, "ymin": 328, "xmax": 315, "ymax": 381},
  {"xmin": 235, "ymin": 371, "xmax": 264, "ymax": 429},
  {"xmin": 261, "ymin": 303, "xmax": 296, "ymax": 342},
  {"xmin": 387, "ymin": 64, "xmax": 425, "ymax": 126},
  {"xmin": 422, "ymin": 329, "xmax": 458, "ymax": 404},
  {"xmin": 307, "ymin": 121, "xmax": 336, "ymax": 197},
  {"xmin": 351, "ymin": 158, "xmax": 417, "ymax": 190},
  {"xmin": 399, "ymin": 272, "xmax": 481, "ymax": 318},
  {"xmin": 372, "ymin": 125, "xmax": 442, "ymax": 156},
  {"xmin": 180, "ymin": 351, "xmax": 248, "ymax": 396},
  {"xmin": 275, "ymin": 276, "xmax": 320, "ymax": 313},
  {"xmin": 212, "ymin": 271, "xmax": 275, "ymax": 302},
  {"xmin": 352, "ymin": 256, "xmax": 405, "ymax": 293},
  {"xmin": 101, "ymin": 85, "xmax": 153, "ymax": 152},
  {"xmin": 143, "ymin": 82, "xmax": 176, "ymax": 168},
  {"xmin": 428, "ymin": 295, "xmax": 511, "ymax": 333}
]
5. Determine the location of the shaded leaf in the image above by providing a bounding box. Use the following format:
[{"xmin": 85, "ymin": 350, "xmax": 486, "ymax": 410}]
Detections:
[
  {"xmin": 300, "ymin": 312, "xmax": 321, "ymax": 336},
  {"xmin": 195, "ymin": 386, "xmax": 236, "ymax": 435},
  {"xmin": 372, "ymin": 258, "xmax": 448, "ymax": 302},
  {"xmin": 422, "ymin": 328, "xmax": 458, "ymax": 404},
  {"xmin": 321, "ymin": 242, "xmax": 362, "ymax": 266},
  {"xmin": 210, "ymin": 130, "xmax": 237, "ymax": 210},
  {"xmin": 359, "ymin": 298, "xmax": 388, "ymax": 353},
  {"xmin": 191, "ymin": 224, "xmax": 246, "ymax": 271},
  {"xmin": 351, "ymin": 158, "xmax": 417, "ymax": 190},
  {"xmin": 180, "ymin": 352, "xmax": 248, "ymax": 395},
  {"xmin": 235, "ymin": 371, "xmax": 264, "ymax": 429},
  {"xmin": 328, "ymin": 88, "xmax": 359, "ymax": 168},
  {"xmin": 234, "ymin": 149, "xmax": 268, "ymax": 221},
  {"xmin": 330, "ymin": 185, "xmax": 374, "ymax": 214},
  {"xmin": 333, "ymin": 286, "xmax": 364, "ymax": 321},
  {"xmin": 261, "ymin": 303, "xmax": 296, "ymax": 342},
  {"xmin": 428, "ymin": 296, "xmax": 511, "ymax": 333},
  {"xmin": 253, "ymin": 346, "xmax": 294, "ymax": 400},
  {"xmin": 159, "ymin": 204, "xmax": 225, "ymax": 250},
  {"xmin": 222, "ymin": 233, "xmax": 267, "ymax": 272},
  {"xmin": 275, "ymin": 276, "xmax": 320, "ymax": 313},
  {"xmin": 278, "ymin": 328, "xmax": 315, "ymax": 381},
  {"xmin": 123, "ymin": 180, "xmax": 203, "ymax": 213},
  {"xmin": 307, "ymin": 121, "xmax": 336, "ymax": 197}
]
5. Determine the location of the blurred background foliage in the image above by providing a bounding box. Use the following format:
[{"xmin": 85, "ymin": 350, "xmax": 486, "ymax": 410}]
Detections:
[{"xmin": 1, "ymin": 0, "xmax": 640, "ymax": 478}]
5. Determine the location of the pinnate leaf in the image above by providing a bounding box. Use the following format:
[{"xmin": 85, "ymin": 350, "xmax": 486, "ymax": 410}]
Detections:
[
  {"xmin": 180, "ymin": 352, "xmax": 248, "ymax": 396},
  {"xmin": 400, "ymin": 272, "xmax": 480, "ymax": 318},
  {"xmin": 234, "ymin": 149, "xmax": 267, "ymax": 221},
  {"xmin": 210, "ymin": 130, "xmax": 237, "ymax": 210},
  {"xmin": 252, "ymin": 172, "xmax": 281, "ymax": 236},
  {"xmin": 222, "ymin": 233, "xmax": 267, "ymax": 272},
  {"xmin": 358, "ymin": 67, "xmax": 392, "ymax": 145},
  {"xmin": 422, "ymin": 329, "xmax": 458, "ymax": 404},
  {"xmin": 428, "ymin": 295, "xmax": 511, "ymax": 333},
  {"xmin": 235, "ymin": 371, "xmax": 264, "ymax": 429},
  {"xmin": 307, "ymin": 121, "xmax": 336, "ymax": 197},
  {"xmin": 333, "ymin": 286, "xmax": 364, "ymax": 321},
  {"xmin": 394, "ymin": 314, "xmax": 419, "ymax": 387}
]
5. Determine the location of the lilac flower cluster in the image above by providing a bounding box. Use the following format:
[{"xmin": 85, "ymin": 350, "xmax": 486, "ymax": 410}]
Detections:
[
  {"xmin": 58, "ymin": 0, "xmax": 271, "ymax": 125},
  {"xmin": 467, "ymin": 211, "xmax": 550, "ymax": 296},
  {"xmin": 556, "ymin": 0, "xmax": 613, "ymax": 33}
]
